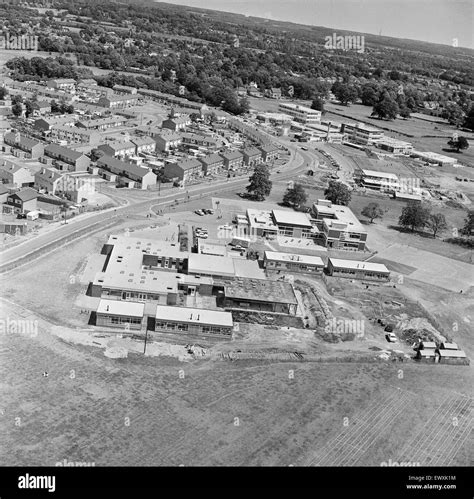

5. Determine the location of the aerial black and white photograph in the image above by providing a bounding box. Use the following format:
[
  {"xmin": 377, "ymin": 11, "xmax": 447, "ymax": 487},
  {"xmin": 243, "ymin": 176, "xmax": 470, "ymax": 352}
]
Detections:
[{"xmin": 0, "ymin": 0, "xmax": 472, "ymax": 495}]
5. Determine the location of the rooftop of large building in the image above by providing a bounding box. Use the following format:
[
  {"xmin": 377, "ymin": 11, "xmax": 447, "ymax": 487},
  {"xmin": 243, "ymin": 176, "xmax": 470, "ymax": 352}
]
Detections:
[
  {"xmin": 361, "ymin": 169, "xmax": 399, "ymax": 180},
  {"xmin": 246, "ymin": 208, "xmax": 278, "ymax": 231},
  {"xmin": 328, "ymin": 258, "xmax": 389, "ymax": 273},
  {"xmin": 188, "ymin": 253, "xmax": 235, "ymax": 278},
  {"xmin": 264, "ymin": 251, "xmax": 325, "ymax": 266},
  {"xmin": 155, "ymin": 305, "xmax": 233, "ymax": 327},
  {"xmin": 105, "ymin": 234, "xmax": 186, "ymax": 260},
  {"xmin": 313, "ymin": 201, "xmax": 366, "ymax": 233},
  {"xmin": 344, "ymin": 122, "xmax": 383, "ymax": 133},
  {"xmin": 93, "ymin": 268, "xmax": 180, "ymax": 295},
  {"xmin": 224, "ymin": 278, "xmax": 298, "ymax": 305},
  {"xmin": 279, "ymin": 102, "xmax": 320, "ymax": 113},
  {"xmin": 272, "ymin": 209, "xmax": 312, "ymax": 227},
  {"xmin": 97, "ymin": 298, "xmax": 144, "ymax": 317}
]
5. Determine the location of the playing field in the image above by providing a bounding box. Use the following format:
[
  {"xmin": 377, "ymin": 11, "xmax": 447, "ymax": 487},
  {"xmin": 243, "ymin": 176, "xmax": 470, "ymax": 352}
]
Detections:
[{"xmin": 1, "ymin": 313, "xmax": 471, "ymax": 467}]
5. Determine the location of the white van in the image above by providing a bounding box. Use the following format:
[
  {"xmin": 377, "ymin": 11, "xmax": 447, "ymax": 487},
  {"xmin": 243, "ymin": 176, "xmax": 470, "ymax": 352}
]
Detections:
[{"xmin": 26, "ymin": 210, "xmax": 40, "ymax": 221}]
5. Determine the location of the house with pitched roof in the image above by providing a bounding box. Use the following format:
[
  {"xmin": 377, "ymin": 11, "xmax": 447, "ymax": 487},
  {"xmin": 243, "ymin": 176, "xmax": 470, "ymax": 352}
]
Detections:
[
  {"xmin": 4, "ymin": 132, "xmax": 44, "ymax": 159},
  {"xmin": 98, "ymin": 141, "xmax": 136, "ymax": 159},
  {"xmin": 164, "ymin": 158, "xmax": 203, "ymax": 182},
  {"xmin": 6, "ymin": 187, "xmax": 38, "ymax": 213},
  {"xmin": 97, "ymin": 156, "xmax": 156, "ymax": 190},
  {"xmin": 44, "ymin": 143, "xmax": 90, "ymax": 172},
  {"xmin": 198, "ymin": 153, "xmax": 224, "ymax": 175},
  {"xmin": 0, "ymin": 159, "xmax": 35, "ymax": 187}
]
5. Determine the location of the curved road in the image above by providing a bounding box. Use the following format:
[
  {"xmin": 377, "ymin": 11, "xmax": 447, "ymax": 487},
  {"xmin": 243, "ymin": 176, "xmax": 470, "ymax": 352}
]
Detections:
[{"xmin": 0, "ymin": 144, "xmax": 307, "ymax": 272}]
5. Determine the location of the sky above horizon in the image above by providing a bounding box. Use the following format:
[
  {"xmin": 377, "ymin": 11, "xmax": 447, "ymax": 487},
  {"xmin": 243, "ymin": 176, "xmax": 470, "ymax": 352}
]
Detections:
[{"xmin": 159, "ymin": 0, "xmax": 474, "ymax": 49}]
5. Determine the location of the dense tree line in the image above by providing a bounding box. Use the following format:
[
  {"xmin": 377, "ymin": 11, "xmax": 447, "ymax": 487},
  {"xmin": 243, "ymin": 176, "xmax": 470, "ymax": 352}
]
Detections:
[{"xmin": 2, "ymin": 0, "xmax": 473, "ymax": 120}]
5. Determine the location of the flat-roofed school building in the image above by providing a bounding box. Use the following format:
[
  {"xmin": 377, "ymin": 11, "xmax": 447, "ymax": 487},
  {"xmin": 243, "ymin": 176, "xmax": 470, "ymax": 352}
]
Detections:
[
  {"xmin": 264, "ymin": 251, "xmax": 325, "ymax": 274},
  {"xmin": 312, "ymin": 200, "xmax": 367, "ymax": 251},
  {"xmin": 327, "ymin": 258, "xmax": 390, "ymax": 281},
  {"xmin": 222, "ymin": 278, "xmax": 299, "ymax": 315},
  {"xmin": 154, "ymin": 305, "xmax": 233, "ymax": 337},
  {"xmin": 96, "ymin": 299, "xmax": 144, "ymax": 330}
]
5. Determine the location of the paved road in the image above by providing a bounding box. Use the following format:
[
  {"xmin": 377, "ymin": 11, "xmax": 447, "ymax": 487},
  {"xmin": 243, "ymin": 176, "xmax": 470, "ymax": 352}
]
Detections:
[
  {"xmin": 0, "ymin": 144, "xmax": 305, "ymax": 270},
  {"xmin": 314, "ymin": 143, "xmax": 357, "ymax": 187}
]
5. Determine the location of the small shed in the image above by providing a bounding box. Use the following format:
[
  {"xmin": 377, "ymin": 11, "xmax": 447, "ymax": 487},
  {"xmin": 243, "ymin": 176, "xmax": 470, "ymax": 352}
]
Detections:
[
  {"xmin": 416, "ymin": 349, "xmax": 437, "ymax": 363},
  {"xmin": 418, "ymin": 341, "xmax": 437, "ymax": 350},
  {"xmin": 439, "ymin": 342, "xmax": 458, "ymax": 350}
]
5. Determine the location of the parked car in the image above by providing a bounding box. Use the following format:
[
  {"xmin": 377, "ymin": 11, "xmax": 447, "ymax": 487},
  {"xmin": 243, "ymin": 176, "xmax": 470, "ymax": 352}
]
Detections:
[
  {"xmin": 195, "ymin": 209, "xmax": 205, "ymax": 216},
  {"xmin": 219, "ymin": 224, "xmax": 233, "ymax": 231},
  {"xmin": 386, "ymin": 333, "xmax": 397, "ymax": 343}
]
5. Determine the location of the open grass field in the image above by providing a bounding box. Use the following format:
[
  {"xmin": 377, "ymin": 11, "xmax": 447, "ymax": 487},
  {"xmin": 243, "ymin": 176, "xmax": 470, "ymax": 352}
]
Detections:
[
  {"xmin": 0, "ymin": 312, "xmax": 472, "ymax": 467},
  {"xmin": 0, "ymin": 49, "xmax": 57, "ymax": 66}
]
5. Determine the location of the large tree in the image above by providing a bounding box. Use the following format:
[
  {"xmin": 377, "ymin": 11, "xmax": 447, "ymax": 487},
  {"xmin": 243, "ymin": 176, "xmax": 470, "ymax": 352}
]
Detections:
[
  {"xmin": 331, "ymin": 82, "xmax": 358, "ymax": 106},
  {"xmin": 442, "ymin": 103, "xmax": 465, "ymax": 127},
  {"xmin": 425, "ymin": 213, "xmax": 448, "ymax": 238},
  {"xmin": 324, "ymin": 181, "xmax": 351, "ymax": 206},
  {"xmin": 447, "ymin": 136, "xmax": 469, "ymax": 153},
  {"xmin": 283, "ymin": 183, "xmax": 307, "ymax": 209},
  {"xmin": 398, "ymin": 202, "xmax": 431, "ymax": 232},
  {"xmin": 361, "ymin": 84, "xmax": 379, "ymax": 106},
  {"xmin": 372, "ymin": 92, "xmax": 399, "ymax": 120},
  {"xmin": 361, "ymin": 202, "xmax": 384, "ymax": 223},
  {"xmin": 11, "ymin": 102, "xmax": 22, "ymax": 117},
  {"xmin": 246, "ymin": 164, "xmax": 272, "ymax": 201}
]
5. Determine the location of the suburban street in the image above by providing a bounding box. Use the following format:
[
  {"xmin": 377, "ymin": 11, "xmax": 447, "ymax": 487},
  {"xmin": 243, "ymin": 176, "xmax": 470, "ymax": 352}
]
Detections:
[{"xmin": 0, "ymin": 143, "xmax": 306, "ymax": 272}]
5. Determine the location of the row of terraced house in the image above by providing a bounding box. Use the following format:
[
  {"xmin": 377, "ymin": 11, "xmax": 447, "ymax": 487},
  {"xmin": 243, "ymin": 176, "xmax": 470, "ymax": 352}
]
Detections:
[{"xmin": 163, "ymin": 143, "xmax": 280, "ymax": 182}]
